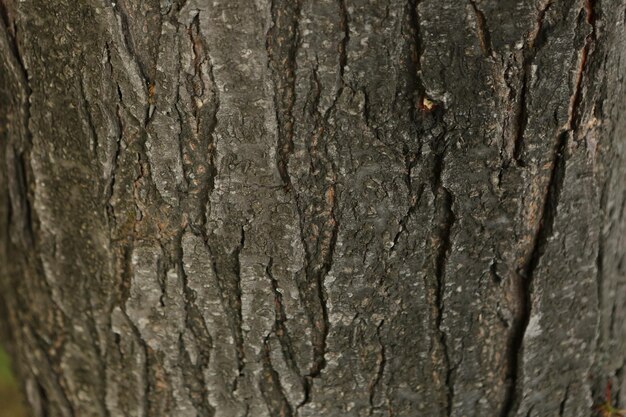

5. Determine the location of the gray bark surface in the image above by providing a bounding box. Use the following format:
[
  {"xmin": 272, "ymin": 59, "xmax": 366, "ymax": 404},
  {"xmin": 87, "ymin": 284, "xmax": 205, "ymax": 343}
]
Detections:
[{"xmin": 0, "ymin": 0, "xmax": 625, "ymax": 416}]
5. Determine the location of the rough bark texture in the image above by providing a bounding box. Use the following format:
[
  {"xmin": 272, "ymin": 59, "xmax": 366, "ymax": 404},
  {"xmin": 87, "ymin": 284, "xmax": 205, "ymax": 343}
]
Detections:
[{"xmin": 0, "ymin": 0, "xmax": 625, "ymax": 416}]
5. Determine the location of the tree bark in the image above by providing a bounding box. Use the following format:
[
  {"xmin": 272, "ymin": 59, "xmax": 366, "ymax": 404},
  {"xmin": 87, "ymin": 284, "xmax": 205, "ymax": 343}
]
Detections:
[{"xmin": 0, "ymin": 0, "xmax": 625, "ymax": 416}]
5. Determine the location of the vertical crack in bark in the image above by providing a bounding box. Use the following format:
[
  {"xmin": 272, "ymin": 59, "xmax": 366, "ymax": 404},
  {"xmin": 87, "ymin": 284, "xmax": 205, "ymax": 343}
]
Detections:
[
  {"xmin": 110, "ymin": 0, "xmax": 149, "ymax": 84},
  {"xmin": 490, "ymin": 255, "xmax": 504, "ymax": 284},
  {"xmin": 512, "ymin": 0, "xmax": 552, "ymax": 166},
  {"xmin": 0, "ymin": 1, "xmax": 12, "ymax": 38},
  {"xmin": 131, "ymin": 146, "xmax": 149, "ymax": 233},
  {"xmin": 106, "ymin": 93, "xmax": 124, "ymax": 228},
  {"xmin": 84, "ymin": 296, "xmax": 112, "ymax": 417},
  {"xmin": 406, "ymin": 1, "xmax": 456, "ymax": 409},
  {"xmin": 28, "ymin": 327, "xmax": 77, "ymax": 417},
  {"xmin": 291, "ymin": 5, "xmax": 344, "ymax": 404},
  {"xmin": 182, "ymin": 226, "xmax": 248, "ymax": 397},
  {"xmin": 106, "ymin": 70, "xmax": 134, "ymax": 350},
  {"xmin": 1, "ymin": 14, "xmax": 35, "ymax": 247},
  {"xmin": 266, "ymin": 0, "xmax": 301, "ymax": 189},
  {"xmin": 387, "ymin": 0, "xmax": 429, "ymax": 254},
  {"xmin": 261, "ymin": 258, "xmax": 304, "ymax": 413},
  {"xmin": 117, "ymin": 306, "xmax": 151, "ymax": 416},
  {"xmin": 259, "ymin": 334, "xmax": 294, "ymax": 417},
  {"xmin": 595, "ymin": 168, "xmax": 609, "ymax": 347},
  {"xmin": 103, "ymin": 43, "xmax": 123, "ymax": 220},
  {"xmin": 584, "ymin": 0, "xmax": 596, "ymax": 26},
  {"xmin": 35, "ymin": 379, "xmax": 50, "ymax": 417},
  {"xmin": 178, "ymin": 331, "xmax": 215, "ymax": 417},
  {"xmin": 117, "ymin": 243, "xmax": 133, "ymax": 310},
  {"xmin": 177, "ymin": 237, "xmax": 215, "ymax": 417},
  {"xmin": 502, "ymin": 3, "xmax": 595, "ymax": 412},
  {"xmin": 177, "ymin": 335, "xmax": 207, "ymax": 417},
  {"xmin": 565, "ymin": 15, "xmax": 594, "ymax": 134},
  {"xmin": 608, "ymin": 296, "xmax": 618, "ymax": 341},
  {"xmin": 266, "ymin": 258, "xmax": 306, "ymax": 394},
  {"xmin": 407, "ymin": 0, "xmax": 426, "ymax": 107},
  {"xmin": 502, "ymin": 131, "xmax": 568, "ymax": 417},
  {"xmin": 180, "ymin": 13, "xmax": 219, "ymax": 232},
  {"xmin": 512, "ymin": 72, "xmax": 528, "ymax": 165},
  {"xmin": 432, "ymin": 152, "xmax": 455, "ymax": 416},
  {"xmin": 468, "ymin": 0, "xmax": 493, "ymax": 57},
  {"xmin": 5, "ymin": 146, "xmax": 34, "ymax": 246},
  {"xmin": 229, "ymin": 226, "xmax": 246, "ymax": 390},
  {"xmin": 337, "ymin": 0, "xmax": 349, "ymax": 86},
  {"xmin": 558, "ymin": 383, "xmax": 570, "ymax": 416},
  {"xmin": 77, "ymin": 75, "xmax": 100, "ymax": 157},
  {"xmin": 391, "ymin": 151, "xmax": 424, "ymax": 250},
  {"xmin": 0, "ymin": 7, "xmax": 30, "ymax": 110},
  {"xmin": 368, "ymin": 320, "xmax": 386, "ymax": 412},
  {"xmin": 298, "ymin": 179, "xmax": 338, "ymax": 382},
  {"xmin": 201, "ymin": 229, "xmax": 247, "ymax": 396}
]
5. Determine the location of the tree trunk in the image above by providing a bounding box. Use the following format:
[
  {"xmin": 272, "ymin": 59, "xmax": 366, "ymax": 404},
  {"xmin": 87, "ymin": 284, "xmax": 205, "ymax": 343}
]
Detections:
[{"xmin": 0, "ymin": 0, "xmax": 625, "ymax": 416}]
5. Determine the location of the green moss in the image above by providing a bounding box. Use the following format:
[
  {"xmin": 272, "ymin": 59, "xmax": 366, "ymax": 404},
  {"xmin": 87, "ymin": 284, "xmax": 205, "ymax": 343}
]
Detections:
[
  {"xmin": 0, "ymin": 347, "xmax": 26, "ymax": 417},
  {"xmin": 0, "ymin": 347, "xmax": 14, "ymax": 383}
]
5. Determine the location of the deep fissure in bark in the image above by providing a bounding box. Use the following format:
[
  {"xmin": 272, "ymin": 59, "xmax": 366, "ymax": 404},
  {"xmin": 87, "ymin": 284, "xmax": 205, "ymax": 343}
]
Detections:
[
  {"xmin": 502, "ymin": 130, "xmax": 569, "ymax": 417},
  {"xmin": 266, "ymin": 0, "xmax": 302, "ymax": 190},
  {"xmin": 431, "ymin": 150, "xmax": 455, "ymax": 416},
  {"xmin": 502, "ymin": 3, "xmax": 598, "ymax": 415},
  {"xmin": 468, "ymin": 0, "xmax": 494, "ymax": 57},
  {"xmin": 512, "ymin": 0, "xmax": 552, "ymax": 166}
]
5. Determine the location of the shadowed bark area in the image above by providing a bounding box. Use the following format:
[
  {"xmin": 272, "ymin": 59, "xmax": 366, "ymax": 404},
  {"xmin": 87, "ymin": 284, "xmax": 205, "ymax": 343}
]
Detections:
[{"xmin": 0, "ymin": 0, "xmax": 625, "ymax": 416}]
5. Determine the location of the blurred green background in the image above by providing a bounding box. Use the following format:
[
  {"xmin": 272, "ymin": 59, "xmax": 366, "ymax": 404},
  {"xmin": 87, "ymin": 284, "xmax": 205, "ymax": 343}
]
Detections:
[{"xmin": 0, "ymin": 347, "xmax": 26, "ymax": 417}]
